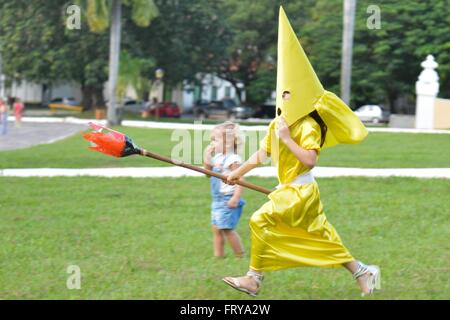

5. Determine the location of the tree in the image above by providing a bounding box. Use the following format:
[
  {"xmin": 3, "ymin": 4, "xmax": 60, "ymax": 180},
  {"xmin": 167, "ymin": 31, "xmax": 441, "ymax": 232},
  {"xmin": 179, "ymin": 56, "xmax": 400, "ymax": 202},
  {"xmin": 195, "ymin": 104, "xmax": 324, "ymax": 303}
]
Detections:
[
  {"xmin": 352, "ymin": 0, "xmax": 450, "ymax": 111},
  {"xmin": 299, "ymin": 0, "xmax": 450, "ymax": 111},
  {"xmin": 117, "ymin": 50, "xmax": 154, "ymax": 101},
  {"xmin": 0, "ymin": 0, "xmax": 110, "ymax": 110},
  {"xmin": 245, "ymin": 68, "xmax": 275, "ymax": 106},
  {"xmin": 217, "ymin": 0, "xmax": 279, "ymax": 104},
  {"xmin": 79, "ymin": 0, "xmax": 159, "ymax": 125},
  {"xmin": 127, "ymin": 0, "xmax": 231, "ymax": 89},
  {"xmin": 0, "ymin": 0, "xmax": 229, "ymax": 111},
  {"xmin": 215, "ymin": 0, "xmax": 318, "ymax": 106}
]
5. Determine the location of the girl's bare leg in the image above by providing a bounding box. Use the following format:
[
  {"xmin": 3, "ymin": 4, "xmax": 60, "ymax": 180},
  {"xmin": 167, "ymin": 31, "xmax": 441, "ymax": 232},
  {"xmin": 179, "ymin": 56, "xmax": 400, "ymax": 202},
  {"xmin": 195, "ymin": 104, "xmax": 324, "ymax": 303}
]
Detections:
[
  {"xmin": 223, "ymin": 229, "xmax": 244, "ymax": 257},
  {"xmin": 212, "ymin": 225, "xmax": 225, "ymax": 257},
  {"xmin": 343, "ymin": 260, "xmax": 371, "ymax": 294}
]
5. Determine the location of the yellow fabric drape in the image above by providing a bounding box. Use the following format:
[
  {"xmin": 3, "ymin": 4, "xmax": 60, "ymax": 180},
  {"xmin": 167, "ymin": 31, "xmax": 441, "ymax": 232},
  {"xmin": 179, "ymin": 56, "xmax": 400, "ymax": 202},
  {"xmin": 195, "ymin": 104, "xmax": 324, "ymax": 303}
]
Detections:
[
  {"xmin": 250, "ymin": 116, "xmax": 354, "ymax": 272},
  {"xmin": 317, "ymin": 91, "xmax": 369, "ymax": 150}
]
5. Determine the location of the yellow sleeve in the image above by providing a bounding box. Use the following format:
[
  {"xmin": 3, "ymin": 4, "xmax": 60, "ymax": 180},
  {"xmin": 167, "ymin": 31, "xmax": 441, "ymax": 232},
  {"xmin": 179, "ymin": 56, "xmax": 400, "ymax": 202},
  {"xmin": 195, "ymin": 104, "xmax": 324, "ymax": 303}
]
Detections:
[
  {"xmin": 299, "ymin": 117, "xmax": 322, "ymax": 155},
  {"xmin": 259, "ymin": 120, "xmax": 276, "ymax": 154}
]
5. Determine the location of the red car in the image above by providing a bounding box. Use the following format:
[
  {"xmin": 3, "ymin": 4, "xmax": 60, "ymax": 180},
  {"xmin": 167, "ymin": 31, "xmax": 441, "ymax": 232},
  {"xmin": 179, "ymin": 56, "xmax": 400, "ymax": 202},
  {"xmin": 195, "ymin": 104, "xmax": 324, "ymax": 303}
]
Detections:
[{"xmin": 148, "ymin": 102, "xmax": 181, "ymax": 118}]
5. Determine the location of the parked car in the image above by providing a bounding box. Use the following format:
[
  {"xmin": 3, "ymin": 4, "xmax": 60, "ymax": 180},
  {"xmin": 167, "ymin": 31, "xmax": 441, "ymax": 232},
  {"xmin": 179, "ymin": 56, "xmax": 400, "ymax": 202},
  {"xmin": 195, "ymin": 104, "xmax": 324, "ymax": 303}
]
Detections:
[
  {"xmin": 47, "ymin": 97, "xmax": 83, "ymax": 112},
  {"xmin": 253, "ymin": 104, "xmax": 276, "ymax": 119},
  {"xmin": 184, "ymin": 99, "xmax": 209, "ymax": 115},
  {"xmin": 354, "ymin": 105, "xmax": 390, "ymax": 124},
  {"xmin": 123, "ymin": 99, "xmax": 145, "ymax": 113},
  {"xmin": 193, "ymin": 98, "xmax": 254, "ymax": 120},
  {"xmin": 148, "ymin": 102, "xmax": 181, "ymax": 118}
]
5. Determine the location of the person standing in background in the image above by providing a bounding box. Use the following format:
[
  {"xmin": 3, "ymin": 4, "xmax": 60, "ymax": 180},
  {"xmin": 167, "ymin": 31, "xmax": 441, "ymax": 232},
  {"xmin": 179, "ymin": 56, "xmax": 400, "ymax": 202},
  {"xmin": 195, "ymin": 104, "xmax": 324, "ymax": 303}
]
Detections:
[
  {"xmin": 0, "ymin": 97, "xmax": 9, "ymax": 135},
  {"xmin": 13, "ymin": 97, "xmax": 24, "ymax": 128}
]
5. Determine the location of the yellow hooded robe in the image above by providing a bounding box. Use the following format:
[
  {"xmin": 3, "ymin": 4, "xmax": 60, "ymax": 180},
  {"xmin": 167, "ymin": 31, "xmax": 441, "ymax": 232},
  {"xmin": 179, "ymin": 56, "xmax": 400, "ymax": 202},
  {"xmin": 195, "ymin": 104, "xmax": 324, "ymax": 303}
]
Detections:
[{"xmin": 249, "ymin": 7, "xmax": 368, "ymax": 272}]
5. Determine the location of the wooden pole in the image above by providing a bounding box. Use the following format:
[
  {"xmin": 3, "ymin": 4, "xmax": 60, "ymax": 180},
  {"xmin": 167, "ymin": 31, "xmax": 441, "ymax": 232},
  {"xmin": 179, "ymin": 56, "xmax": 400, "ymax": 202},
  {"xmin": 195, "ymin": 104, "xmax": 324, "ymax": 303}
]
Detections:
[{"xmin": 140, "ymin": 149, "xmax": 272, "ymax": 195}]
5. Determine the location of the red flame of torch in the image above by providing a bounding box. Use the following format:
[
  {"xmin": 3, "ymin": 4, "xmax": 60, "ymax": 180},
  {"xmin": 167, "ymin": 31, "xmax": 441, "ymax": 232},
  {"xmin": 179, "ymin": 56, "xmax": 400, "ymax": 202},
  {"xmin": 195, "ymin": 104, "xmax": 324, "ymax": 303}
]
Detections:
[{"xmin": 83, "ymin": 122, "xmax": 126, "ymax": 157}]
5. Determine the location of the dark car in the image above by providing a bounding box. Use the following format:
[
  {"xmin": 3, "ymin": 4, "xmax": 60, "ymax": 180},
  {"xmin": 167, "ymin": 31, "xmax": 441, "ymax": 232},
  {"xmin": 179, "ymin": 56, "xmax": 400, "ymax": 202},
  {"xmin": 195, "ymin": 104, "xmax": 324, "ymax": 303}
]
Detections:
[
  {"xmin": 253, "ymin": 104, "xmax": 276, "ymax": 119},
  {"xmin": 185, "ymin": 99, "xmax": 209, "ymax": 115},
  {"xmin": 148, "ymin": 102, "xmax": 181, "ymax": 118},
  {"xmin": 193, "ymin": 98, "xmax": 254, "ymax": 120}
]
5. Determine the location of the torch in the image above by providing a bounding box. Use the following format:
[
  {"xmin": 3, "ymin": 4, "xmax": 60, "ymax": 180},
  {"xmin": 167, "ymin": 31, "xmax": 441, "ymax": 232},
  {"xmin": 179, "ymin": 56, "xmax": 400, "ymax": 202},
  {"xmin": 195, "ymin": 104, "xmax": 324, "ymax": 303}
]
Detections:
[{"xmin": 83, "ymin": 122, "xmax": 272, "ymax": 195}]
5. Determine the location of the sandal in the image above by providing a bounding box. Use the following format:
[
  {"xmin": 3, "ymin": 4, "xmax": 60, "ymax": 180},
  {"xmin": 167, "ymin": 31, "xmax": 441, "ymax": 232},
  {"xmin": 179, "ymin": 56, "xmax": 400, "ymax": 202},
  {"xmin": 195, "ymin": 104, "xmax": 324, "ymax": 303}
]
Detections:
[
  {"xmin": 353, "ymin": 261, "xmax": 381, "ymax": 296},
  {"xmin": 222, "ymin": 270, "xmax": 263, "ymax": 297}
]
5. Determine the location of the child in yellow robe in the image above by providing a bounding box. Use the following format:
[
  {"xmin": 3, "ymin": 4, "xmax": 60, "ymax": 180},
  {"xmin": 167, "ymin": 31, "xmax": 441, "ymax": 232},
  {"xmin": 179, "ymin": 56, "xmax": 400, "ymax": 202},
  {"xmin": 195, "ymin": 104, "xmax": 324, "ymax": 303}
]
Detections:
[{"xmin": 222, "ymin": 6, "xmax": 381, "ymax": 297}]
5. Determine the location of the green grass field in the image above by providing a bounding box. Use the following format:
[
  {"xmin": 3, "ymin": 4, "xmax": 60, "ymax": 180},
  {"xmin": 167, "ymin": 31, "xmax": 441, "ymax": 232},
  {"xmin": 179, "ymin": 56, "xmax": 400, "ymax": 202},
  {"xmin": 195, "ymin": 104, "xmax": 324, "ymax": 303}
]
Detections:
[
  {"xmin": 1, "ymin": 126, "xmax": 450, "ymax": 169},
  {"xmin": 1, "ymin": 176, "xmax": 449, "ymax": 299}
]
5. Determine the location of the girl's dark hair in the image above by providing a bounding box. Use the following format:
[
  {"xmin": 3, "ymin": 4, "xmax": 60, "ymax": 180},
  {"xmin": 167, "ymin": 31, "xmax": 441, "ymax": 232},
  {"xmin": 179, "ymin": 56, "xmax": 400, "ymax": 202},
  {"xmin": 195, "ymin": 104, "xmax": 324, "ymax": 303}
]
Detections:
[{"xmin": 308, "ymin": 110, "xmax": 327, "ymax": 147}]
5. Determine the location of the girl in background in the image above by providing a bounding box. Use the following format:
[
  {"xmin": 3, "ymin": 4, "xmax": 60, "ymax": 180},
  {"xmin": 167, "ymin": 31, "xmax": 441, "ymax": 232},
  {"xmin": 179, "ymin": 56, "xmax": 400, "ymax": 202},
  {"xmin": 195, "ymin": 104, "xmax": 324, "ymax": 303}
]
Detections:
[
  {"xmin": 13, "ymin": 98, "xmax": 24, "ymax": 128},
  {"xmin": 204, "ymin": 122, "xmax": 245, "ymax": 258}
]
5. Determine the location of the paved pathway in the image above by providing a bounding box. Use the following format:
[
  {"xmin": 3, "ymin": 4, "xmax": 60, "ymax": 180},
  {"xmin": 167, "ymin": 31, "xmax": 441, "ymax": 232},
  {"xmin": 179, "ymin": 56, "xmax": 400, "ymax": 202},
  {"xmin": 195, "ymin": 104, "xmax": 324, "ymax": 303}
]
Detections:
[{"xmin": 0, "ymin": 121, "xmax": 85, "ymax": 151}]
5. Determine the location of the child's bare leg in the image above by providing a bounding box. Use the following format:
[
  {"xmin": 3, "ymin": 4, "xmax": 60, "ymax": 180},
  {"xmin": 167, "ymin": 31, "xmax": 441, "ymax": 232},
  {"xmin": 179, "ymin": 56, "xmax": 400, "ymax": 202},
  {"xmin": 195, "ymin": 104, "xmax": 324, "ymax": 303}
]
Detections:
[
  {"xmin": 212, "ymin": 225, "xmax": 225, "ymax": 257},
  {"xmin": 343, "ymin": 260, "xmax": 371, "ymax": 294},
  {"xmin": 223, "ymin": 229, "xmax": 244, "ymax": 257}
]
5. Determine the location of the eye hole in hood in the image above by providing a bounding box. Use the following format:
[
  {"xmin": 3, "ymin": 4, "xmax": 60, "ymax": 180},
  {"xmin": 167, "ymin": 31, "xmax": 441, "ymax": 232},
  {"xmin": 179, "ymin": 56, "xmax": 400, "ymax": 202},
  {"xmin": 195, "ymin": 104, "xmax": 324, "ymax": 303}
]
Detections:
[{"xmin": 282, "ymin": 90, "xmax": 291, "ymax": 101}]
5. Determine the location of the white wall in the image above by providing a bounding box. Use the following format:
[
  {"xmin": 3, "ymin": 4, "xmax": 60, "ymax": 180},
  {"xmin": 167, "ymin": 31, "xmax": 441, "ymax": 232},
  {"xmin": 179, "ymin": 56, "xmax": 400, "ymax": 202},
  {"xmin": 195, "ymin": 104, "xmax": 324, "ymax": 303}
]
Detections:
[
  {"xmin": 0, "ymin": 78, "xmax": 83, "ymax": 104},
  {"xmin": 181, "ymin": 74, "xmax": 242, "ymax": 110},
  {"xmin": 200, "ymin": 74, "xmax": 237, "ymax": 101},
  {"xmin": 10, "ymin": 80, "xmax": 43, "ymax": 103},
  {"xmin": 183, "ymin": 88, "xmax": 195, "ymax": 109},
  {"xmin": 0, "ymin": 74, "xmax": 6, "ymax": 98},
  {"xmin": 51, "ymin": 82, "xmax": 82, "ymax": 101}
]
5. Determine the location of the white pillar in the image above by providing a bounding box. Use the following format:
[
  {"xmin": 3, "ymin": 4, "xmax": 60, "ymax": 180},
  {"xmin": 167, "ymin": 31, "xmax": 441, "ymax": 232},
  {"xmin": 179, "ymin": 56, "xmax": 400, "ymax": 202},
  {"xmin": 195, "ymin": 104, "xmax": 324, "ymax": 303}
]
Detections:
[
  {"xmin": 341, "ymin": 0, "xmax": 356, "ymax": 105},
  {"xmin": 415, "ymin": 55, "xmax": 439, "ymax": 129},
  {"xmin": 107, "ymin": 0, "xmax": 122, "ymax": 126}
]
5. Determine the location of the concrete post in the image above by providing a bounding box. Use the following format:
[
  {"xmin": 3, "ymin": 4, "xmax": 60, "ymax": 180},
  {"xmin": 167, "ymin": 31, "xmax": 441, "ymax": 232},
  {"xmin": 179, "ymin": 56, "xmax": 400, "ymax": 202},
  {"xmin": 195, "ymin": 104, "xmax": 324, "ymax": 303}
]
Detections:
[{"xmin": 415, "ymin": 55, "xmax": 439, "ymax": 129}]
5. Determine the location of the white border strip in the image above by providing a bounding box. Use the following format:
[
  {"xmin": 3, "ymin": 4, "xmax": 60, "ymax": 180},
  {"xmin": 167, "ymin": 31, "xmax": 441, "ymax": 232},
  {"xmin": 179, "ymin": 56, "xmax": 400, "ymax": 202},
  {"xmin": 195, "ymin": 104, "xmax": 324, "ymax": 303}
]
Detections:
[
  {"xmin": 9, "ymin": 116, "xmax": 450, "ymax": 134},
  {"xmin": 1, "ymin": 167, "xmax": 449, "ymax": 179}
]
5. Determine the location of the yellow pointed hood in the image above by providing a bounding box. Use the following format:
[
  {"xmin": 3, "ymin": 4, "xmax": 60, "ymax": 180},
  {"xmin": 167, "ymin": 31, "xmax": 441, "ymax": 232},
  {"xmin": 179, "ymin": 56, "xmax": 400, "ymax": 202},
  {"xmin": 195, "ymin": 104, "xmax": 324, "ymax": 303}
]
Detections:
[
  {"xmin": 275, "ymin": 6, "xmax": 368, "ymax": 149},
  {"xmin": 276, "ymin": 6, "xmax": 324, "ymax": 126}
]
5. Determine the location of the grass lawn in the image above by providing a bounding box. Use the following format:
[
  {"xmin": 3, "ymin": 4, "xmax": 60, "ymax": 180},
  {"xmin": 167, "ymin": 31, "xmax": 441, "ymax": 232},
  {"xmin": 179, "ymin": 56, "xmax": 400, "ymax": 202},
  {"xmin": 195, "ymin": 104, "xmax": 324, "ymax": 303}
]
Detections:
[
  {"xmin": 1, "ymin": 126, "xmax": 450, "ymax": 169},
  {"xmin": 0, "ymin": 176, "xmax": 448, "ymax": 299}
]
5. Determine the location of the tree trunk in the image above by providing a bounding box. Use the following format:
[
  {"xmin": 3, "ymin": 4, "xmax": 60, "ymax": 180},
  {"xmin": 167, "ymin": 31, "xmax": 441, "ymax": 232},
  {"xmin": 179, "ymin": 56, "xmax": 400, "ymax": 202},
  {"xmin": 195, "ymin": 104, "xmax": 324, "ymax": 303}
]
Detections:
[
  {"xmin": 235, "ymin": 85, "xmax": 243, "ymax": 103},
  {"xmin": 224, "ymin": 76, "xmax": 243, "ymax": 103},
  {"xmin": 94, "ymin": 87, "xmax": 106, "ymax": 108},
  {"xmin": 388, "ymin": 90, "xmax": 397, "ymax": 114},
  {"xmin": 81, "ymin": 85, "xmax": 95, "ymax": 110},
  {"xmin": 107, "ymin": 0, "xmax": 122, "ymax": 125},
  {"xmin": 341, "ymin": 0, "xmax": 356, "ymax": 105},
  {"xmin": 143, "ymin": 89, "xmax": 150, "ymax": 102}
]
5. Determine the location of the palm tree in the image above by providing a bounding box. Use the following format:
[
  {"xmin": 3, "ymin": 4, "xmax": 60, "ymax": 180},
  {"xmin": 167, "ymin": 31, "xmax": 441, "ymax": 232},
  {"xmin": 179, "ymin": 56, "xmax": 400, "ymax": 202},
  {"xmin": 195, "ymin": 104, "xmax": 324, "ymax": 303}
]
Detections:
[
  {"xmin": 341, "ymin": 0, "xmax": 356, "ymax": 105},
  {"xmin": 117, "ymin": 50, "xmax": 154, "ymax": 102},
  {"xmin": 81, "ymin": 0, "xmax": 158, "ymax": 125}
]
